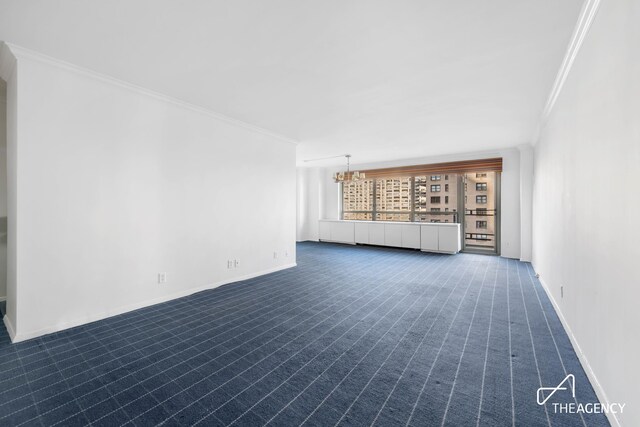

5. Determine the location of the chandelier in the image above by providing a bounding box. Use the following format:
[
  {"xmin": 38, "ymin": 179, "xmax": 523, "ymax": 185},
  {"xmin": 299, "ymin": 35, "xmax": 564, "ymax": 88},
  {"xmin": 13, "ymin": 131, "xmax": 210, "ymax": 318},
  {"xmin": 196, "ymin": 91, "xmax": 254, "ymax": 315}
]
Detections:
[{"xmin": 333, "ymin": 155, "xmax": 366, "ymax": 182}]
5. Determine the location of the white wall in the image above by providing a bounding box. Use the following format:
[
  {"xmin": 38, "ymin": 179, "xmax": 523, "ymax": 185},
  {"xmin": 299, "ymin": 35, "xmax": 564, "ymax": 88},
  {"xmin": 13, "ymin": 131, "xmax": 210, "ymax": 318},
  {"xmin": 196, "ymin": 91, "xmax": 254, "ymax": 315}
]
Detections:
[
  {"xmin": 296, "ymin": 167, "xmax": 322, "ymax": 241},
  {"xmin": 0, "ymin": 80, "xmax": 7, "ymax": 300},
  {"xmin": 0, "ymin": 45, "xmax": 18, "ymax": 335},
  {"xmin": 532, "ymin": 0, "xmax": 639, "ymax": 425},
  {"xmin": 302, "ymin": 148, "xmax": 526, "ymax": 259},
  {"xmin": 519, "ymin": 145, "xmax": 533, "ymax": 262},
  {"xmin": 1, "ymin": 44, "xmax": 297, "ymax": 341}
]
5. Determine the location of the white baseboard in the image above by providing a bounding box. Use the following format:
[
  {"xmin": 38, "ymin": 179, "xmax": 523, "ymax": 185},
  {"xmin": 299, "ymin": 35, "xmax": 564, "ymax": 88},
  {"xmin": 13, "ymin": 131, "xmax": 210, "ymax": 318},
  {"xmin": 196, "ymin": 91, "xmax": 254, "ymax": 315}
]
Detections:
[
  {"xmin": 7, "ymin": 263, "xmax": 297, "ymax": 344},
  {"xmin": 3, "ymin": 314, "xmax": 16, "ymax": 341},
  {"xmin": 536, "ymin": 272, "xmax": 621, "ymax": 427},
  {"xmin": 318, "ymin": 239, "xmax": 355, "ymax": 245}
]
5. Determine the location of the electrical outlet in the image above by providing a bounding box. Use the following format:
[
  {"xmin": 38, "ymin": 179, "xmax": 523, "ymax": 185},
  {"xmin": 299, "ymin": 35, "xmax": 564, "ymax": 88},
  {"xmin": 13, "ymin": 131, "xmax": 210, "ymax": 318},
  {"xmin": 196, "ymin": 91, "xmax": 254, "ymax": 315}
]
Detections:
[
  {"xmin": 227, "ymin": 260, "xmax": 233, "ymax": 269},
  {"xmin": 158, "ymin": 272, "xmax": 167, "ymax": 284},
  {"xmin": 561, "ymin": 285, "xmax": 564, "ymax": 298},
  {"xmin": 273, "ymin": 252, "xmax": 278, "ymax": 259},
  {"xmin": 234, "ymin": 259, "xmax": 240, "ymax": 268}
]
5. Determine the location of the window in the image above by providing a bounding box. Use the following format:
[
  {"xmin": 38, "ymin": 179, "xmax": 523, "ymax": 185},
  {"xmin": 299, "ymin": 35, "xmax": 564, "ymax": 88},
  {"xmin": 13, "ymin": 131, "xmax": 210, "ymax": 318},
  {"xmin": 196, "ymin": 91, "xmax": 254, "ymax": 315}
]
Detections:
[
  {"xmin": 430, "ymin": 175, "xmax": 441, "ymax": 181},
  {"xmin": 476, "ymin": 195, "xmax": 487, "ymax": 204},
  {"xmin": 445, "ymin": 175, "xmax": 449, "ymax": 180},
  {"xmin": 476, "ymin": 182, "xmax": 487, "ymax": 191},
  {"xmin": 476, "ymin": 220, "xmax": 487, "ymax": 229},
  {"xmin": 375, "ymin": 178, "xmax": 412, "ymax": 221},
  {"xmin": 476, "ymin": 173, "xmax": 487, "ymax": 178},
  {"xmin": 341, "ymin": 171, "xmax": 467, "ymax": 223},
  {"xmin": 477, "ymin": 208, "xmax": 487, "ymax": 215},
  {"xmin": 445, "ymin": 184, "xmax": 449, "ymax": 192},
  {"xmin": 430, "ymin": 219, "xmax": 441, "ymax": 223},
  {"xmin": 342, "ymin": 180, "xmax": 374, "ymax": 220}
]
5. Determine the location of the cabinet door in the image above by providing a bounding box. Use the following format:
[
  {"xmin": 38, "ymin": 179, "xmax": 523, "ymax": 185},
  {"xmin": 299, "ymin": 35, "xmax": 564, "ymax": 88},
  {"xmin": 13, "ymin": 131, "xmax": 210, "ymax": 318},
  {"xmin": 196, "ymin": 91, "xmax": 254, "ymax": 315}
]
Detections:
[
  {"xmin": 369, "ymin": 223, "xmax": 385, "ymax": 246},
  {"xmin": 401, "ymin": 225, "xmax": 421, "ymax": 249},
  {"xmin": 384, "ymin": 224, "xmax": 403, "ymax": 247},
  {"xmin": 420, "ymin": 225, "xmax": 439, "ymax": 252},
  {"xmin": 319, "ymin": 222, "xmax": 332, "ymax": 241},
  {"xmin": 438, "ymin": 226, "xmax": 460, "ymax": 253},
  {"xmin": 354, "ymin": 222, "xmax": 369, "ymax": 244},
  {"xmin": 332, "ymin": 222, "xmax": 355, "ymax": 243}
]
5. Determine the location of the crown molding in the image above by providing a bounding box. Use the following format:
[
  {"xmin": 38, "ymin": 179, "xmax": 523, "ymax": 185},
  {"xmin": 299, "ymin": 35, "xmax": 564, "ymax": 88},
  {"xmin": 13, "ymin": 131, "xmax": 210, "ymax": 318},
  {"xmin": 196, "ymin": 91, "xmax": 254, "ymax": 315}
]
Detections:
[
  {"xmin": 2, "ymin": 42, "xmax": 298, "ymax": 146},
  {"xmin": 531, "ymin": 0, "xmax": 601, "ymax": 145}
]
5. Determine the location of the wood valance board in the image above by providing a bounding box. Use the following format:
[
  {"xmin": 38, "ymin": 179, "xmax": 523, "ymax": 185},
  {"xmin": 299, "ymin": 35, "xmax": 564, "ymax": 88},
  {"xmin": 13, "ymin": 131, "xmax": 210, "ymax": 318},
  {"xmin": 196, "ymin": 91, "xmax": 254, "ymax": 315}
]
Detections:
[{"xmin": 348, "ymin": 157, "xmax": 503, "ymax": 180}]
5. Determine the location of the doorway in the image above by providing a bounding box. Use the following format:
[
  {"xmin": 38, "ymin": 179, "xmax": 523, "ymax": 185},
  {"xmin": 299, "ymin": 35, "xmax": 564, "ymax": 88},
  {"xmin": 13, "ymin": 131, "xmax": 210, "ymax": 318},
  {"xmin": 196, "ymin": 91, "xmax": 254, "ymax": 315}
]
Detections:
[{"xmin": 461, "ymin": 171, "xmax": 500, "ymax": 255}]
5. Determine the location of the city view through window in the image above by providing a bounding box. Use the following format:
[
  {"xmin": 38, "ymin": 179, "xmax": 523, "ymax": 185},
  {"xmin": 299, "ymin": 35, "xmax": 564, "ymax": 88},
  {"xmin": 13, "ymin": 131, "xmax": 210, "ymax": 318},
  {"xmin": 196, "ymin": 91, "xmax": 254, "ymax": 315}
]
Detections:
[{"xmin": 342, "ymin": 170, "xmax": 498, "ymax": 253}]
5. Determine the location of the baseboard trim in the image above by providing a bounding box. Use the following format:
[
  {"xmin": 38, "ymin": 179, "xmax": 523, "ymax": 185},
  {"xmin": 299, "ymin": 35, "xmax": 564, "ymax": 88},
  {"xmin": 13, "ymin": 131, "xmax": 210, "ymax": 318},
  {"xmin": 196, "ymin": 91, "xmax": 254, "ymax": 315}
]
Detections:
[
  {"xmin": 3, "ymin": 314, "xmax": 16, "ymax": 341},
  {"xmin": 318, "ymin": 239, "xmax": 356, "ymax": 245},
  {"xmin": 536, "ymin": 272, "xmax": 621, "ymax": 427},
  {"xmin": 8, "ymin": 263, "xmax": 297, "ymax": 344}
]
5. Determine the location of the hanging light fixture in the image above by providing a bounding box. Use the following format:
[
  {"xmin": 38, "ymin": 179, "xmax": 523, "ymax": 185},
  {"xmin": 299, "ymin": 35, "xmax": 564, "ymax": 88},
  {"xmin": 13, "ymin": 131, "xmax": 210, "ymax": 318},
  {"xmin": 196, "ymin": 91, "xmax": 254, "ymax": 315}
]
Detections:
[{"xmin": 333, "ymin": 155, "xmax": 365, "ymax": 183}]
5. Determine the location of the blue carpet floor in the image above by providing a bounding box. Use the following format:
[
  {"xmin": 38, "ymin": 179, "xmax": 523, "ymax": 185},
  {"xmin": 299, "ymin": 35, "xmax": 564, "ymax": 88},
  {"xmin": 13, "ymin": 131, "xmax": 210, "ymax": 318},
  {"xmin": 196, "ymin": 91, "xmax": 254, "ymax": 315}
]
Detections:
[{"xmin": 0, "ymin": 242, "xmax": 608, "ymax": 426}]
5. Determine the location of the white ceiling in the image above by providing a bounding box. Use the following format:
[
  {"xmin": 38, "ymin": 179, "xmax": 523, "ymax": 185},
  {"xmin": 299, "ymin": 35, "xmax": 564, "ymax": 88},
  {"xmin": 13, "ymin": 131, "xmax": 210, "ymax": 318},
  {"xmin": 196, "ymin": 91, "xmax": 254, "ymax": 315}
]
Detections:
[{"xmin": 0, "ymin": 0, "xmax": 583, "ymax": 166}]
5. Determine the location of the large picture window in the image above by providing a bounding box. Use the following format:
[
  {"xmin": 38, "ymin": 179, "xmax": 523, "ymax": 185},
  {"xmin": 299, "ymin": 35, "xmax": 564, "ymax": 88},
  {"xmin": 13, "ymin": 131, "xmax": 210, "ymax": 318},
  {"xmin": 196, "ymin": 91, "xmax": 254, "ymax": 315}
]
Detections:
[
  {"xmin": 342, "ymin": 174, "xmax": 459, "ymax": 222},
  {"xmin": 339, "ymin": 157, "xmax": 502, "ymax": 253}
]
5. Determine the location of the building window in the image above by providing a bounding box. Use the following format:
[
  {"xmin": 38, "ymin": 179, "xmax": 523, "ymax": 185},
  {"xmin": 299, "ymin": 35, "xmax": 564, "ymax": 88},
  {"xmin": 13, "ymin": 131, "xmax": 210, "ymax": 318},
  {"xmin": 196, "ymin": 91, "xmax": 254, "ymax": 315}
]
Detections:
[
  {"xmin": 476, "ymin": 220, "xmax": 487, "ymax": 228},
  {"xmin": 477, "ymin": 208, "xmax": 487, "ymax": 215},
  {"xmin": 342, "ymin": 179, "xmax": 374, "ymax": 221},
  {"xmin": 431, "ymin": 219, "xmax": 441, "ymax": 223},
  {"xmin": 476, "ymin": 173, "xmax": 487, "ymax": 178},
  {"xmin": 374, "ymin": 178, "xmax": 412, "ymax": 221},
  {"xmin": 476, "ymin": 182, "xmax": 487, "ymax": 191},
  {"xmin": 466, "ymin": 233, "xmax": 489, "ymax": 240},
  {"xmin": 341, "ymin": 171, "xmax": 470, "ymax": 223},
  {"xmin": 476, "ymin": 195, "xmax": 487, "ymax": 204},
  {"xmin": 445, "ymin": 175, "xmax": 449, "ymax": 180},
  {"xmin": 445, "ymin": 184, "xmax": 449, "ymax": 192}
]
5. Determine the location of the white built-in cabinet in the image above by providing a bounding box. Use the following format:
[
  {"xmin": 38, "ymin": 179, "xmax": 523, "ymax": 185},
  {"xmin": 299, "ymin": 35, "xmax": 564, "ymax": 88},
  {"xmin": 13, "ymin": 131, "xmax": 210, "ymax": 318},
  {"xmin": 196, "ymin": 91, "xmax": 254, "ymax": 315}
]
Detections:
[{"xmin": 319, "ymin": 220, "xmax": 461, "ymax": 254}]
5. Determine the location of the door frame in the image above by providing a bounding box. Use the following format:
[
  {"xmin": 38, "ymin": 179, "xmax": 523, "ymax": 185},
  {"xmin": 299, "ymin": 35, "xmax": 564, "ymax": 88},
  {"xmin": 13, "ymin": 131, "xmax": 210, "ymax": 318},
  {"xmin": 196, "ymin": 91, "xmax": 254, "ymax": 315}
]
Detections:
[{"xmin": 460, "ymin": 172, "xmax": 501, "ymax": 255}]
